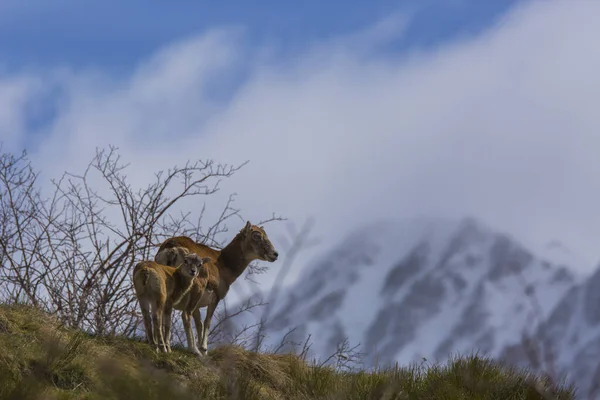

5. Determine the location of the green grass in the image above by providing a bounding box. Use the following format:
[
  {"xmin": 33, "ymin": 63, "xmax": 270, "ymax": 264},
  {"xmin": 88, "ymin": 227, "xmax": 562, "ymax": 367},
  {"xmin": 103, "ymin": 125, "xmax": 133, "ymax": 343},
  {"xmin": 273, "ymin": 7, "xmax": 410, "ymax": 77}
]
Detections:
[{"xmin": 0, "ymin": 304, "xmax": 575, "ymax": 399}]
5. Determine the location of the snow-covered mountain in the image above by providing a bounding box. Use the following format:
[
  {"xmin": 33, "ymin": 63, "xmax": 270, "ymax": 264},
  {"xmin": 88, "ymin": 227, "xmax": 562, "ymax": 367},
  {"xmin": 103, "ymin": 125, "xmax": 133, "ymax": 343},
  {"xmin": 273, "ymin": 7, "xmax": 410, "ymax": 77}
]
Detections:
[{"xmin": 224, "ymin": 216, "xmax": 593, "ymax": 393}]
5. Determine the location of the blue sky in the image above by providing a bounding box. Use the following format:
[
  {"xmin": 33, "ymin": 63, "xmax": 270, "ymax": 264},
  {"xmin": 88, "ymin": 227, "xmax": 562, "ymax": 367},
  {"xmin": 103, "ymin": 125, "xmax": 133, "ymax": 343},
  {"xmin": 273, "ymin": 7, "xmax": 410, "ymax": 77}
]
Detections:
[
  {"xmin": 2, "ymin": 0, "xmax": 600, "ymax": 283},
  {"xmin": 0, "ymin": 0, "xmax": 517, "ymax": 73},
  {"xmin": 0, "ymin": 0, "xmax": 519, "ymax": 149}
]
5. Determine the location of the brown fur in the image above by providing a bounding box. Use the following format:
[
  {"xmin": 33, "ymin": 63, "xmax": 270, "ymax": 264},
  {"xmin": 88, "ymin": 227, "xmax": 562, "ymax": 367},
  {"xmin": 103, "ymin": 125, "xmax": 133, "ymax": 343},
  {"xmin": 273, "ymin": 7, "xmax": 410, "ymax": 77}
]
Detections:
[
  {"xmin": 154, "ymin": 221, "xmax": 278, "ymax": 356},
  {"xmin": 132, "ymin": 251, "xmax": 210, "ymax": 353}
]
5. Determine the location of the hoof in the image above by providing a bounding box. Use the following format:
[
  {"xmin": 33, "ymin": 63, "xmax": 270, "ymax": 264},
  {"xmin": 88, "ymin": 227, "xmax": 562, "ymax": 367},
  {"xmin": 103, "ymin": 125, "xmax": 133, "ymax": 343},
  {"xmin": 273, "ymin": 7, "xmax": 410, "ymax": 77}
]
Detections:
[{"xmin": 189, "ymin": 347, "xmax": 203, "ymax": 357}]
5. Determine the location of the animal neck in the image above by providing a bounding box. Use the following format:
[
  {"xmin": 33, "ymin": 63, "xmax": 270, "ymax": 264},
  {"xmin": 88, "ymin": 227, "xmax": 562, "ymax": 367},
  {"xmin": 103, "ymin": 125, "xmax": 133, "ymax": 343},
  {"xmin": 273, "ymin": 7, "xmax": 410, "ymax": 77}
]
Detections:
[
  {"xmin": 172, "ymin": 270, "xmax": 194, "ymax": 305},
  {"xmin": 219, "ymin": 234, "xmax": 254, "ymax": 286}
]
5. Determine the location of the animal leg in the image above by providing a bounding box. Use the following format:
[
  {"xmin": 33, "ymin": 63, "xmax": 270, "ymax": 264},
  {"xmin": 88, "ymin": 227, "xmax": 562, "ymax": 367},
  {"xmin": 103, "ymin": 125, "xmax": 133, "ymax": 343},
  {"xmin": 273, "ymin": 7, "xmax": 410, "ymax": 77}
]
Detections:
[
  {"xmin": 152, "ymin": 300, "xmax": 167, "ymax": 353},
  {"xmin": 193, "ymin": 308, "xmax": 204, "ymax": 354},
  {"xmin": 182, "ymin": 310, "xmax": 201, "ymax": 356},
  {"xmin": 200, "ymin": 299, "xmax": 218, "ymax": 355},
  {"xmin": 163, "ymin": 302, "xmax": 173, "ymax": 353},
  {"xmin": 139, "ymin": 297, "xmax": 154, "ymax": 346}
]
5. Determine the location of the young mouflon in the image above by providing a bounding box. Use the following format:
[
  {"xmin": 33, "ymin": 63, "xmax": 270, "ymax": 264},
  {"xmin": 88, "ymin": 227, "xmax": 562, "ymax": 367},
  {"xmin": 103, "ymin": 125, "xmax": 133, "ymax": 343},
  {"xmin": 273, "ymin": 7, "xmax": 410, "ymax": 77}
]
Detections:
[{"xmin": 132, "ymin": 251, "xmax": 211, "ymax": 353}]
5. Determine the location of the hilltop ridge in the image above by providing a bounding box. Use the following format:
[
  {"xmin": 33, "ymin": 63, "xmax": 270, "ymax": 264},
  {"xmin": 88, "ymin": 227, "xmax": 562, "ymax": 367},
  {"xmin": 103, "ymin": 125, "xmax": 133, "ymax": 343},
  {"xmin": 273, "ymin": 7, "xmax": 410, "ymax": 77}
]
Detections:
[{"xmin": 0, "ymin": 303, "xmax": 574, "ymax": 399}]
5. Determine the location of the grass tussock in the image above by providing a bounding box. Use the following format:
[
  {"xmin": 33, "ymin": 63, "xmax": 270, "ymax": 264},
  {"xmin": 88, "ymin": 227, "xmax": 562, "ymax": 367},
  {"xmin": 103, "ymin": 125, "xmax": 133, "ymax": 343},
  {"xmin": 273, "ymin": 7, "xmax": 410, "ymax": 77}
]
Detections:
[{"xmin": 0, "ymin": 304, "xmax": 575, "ymax": 399}]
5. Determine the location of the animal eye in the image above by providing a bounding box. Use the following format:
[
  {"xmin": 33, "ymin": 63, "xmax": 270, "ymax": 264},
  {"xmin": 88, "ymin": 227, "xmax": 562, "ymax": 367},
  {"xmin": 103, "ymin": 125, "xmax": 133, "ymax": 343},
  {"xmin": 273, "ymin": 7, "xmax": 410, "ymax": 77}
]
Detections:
[{"xmin": 252, "ymin": 232, "xmax": 262, "ymax": 241}]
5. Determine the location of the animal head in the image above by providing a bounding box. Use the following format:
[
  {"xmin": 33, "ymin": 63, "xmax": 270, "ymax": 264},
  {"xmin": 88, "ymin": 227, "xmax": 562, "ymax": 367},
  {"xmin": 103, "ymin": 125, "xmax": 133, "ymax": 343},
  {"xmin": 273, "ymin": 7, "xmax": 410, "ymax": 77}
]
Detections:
[
  {"xmin": 179, "ymin": 253, "xmax": 211, "ymax": 279},
  {"xmin": 156, "ymin": 246, "xmax": 190, "ymax": 267},
  {"xmin": 239, "ymin": 221, "xmax": 279, "ymax": 262}
]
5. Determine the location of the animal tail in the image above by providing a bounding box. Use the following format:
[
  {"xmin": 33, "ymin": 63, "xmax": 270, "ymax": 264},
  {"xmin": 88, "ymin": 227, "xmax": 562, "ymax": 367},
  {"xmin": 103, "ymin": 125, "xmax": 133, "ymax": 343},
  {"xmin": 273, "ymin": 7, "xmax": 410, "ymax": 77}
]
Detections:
[
  {"xmin": 133, "ymin": 262, "xmax": 153, "ymax": 295},
  {"xmin": 142, "ymin": 268, "xmax": 151, "ymax": 286}
]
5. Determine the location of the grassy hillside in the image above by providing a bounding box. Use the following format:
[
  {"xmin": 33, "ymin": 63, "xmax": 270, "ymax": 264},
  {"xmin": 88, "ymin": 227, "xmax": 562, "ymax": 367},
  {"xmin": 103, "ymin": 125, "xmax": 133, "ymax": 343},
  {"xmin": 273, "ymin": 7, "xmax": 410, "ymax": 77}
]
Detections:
[{"xmin": 0, "ymin": 304, "xmax": 574, "ymax": 400}]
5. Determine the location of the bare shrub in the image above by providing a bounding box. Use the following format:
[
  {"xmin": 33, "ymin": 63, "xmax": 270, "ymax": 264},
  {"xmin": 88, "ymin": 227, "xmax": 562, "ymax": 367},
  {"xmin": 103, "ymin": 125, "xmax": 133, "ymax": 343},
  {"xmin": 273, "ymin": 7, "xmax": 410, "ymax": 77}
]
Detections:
[{"xmin": 0, "ymin": 144, "xmax": 281, "ymax": 338}]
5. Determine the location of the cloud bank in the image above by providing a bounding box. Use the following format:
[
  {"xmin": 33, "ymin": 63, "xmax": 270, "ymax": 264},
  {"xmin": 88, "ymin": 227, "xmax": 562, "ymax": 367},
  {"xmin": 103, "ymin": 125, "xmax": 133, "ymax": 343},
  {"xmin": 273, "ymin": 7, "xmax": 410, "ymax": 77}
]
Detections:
[{"xmin": 1, "ymin": 1, "xmax": 600, "ymax": 296}]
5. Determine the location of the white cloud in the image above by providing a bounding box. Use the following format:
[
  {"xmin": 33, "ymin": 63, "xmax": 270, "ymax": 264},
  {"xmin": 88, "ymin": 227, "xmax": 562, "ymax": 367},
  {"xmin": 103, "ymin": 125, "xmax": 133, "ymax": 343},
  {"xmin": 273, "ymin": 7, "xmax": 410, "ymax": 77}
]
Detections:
[
  {"xmin": 2, "ymin": 0, "xmax": 600, "ymax": 297},
  {"xmin": 0, "ymin": 73, "xmax": 42, "ymax": 152}
]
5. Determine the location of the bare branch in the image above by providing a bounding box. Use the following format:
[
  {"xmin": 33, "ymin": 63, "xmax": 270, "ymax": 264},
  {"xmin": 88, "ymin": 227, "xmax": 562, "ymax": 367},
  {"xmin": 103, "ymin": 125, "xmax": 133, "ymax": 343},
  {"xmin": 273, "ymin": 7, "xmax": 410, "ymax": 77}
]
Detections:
[{"xmin": 0, "ymin": 144, "xmax": 277, "ymax": 339}]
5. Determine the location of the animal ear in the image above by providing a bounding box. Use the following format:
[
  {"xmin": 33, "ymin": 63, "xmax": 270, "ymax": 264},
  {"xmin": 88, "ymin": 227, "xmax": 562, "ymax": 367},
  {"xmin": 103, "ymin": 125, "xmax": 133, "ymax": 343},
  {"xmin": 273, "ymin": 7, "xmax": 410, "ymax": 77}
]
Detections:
[
  {"xmin": 201, "ymin": 257, "xmax": 212, "ymax": 264},
  {"xmin": 243, "ymin": 221, "xmax": 252, "ymax": 234},
  {"xmin": 177, "ymin": 247, "xmax": 189, "ymax": 256}
]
